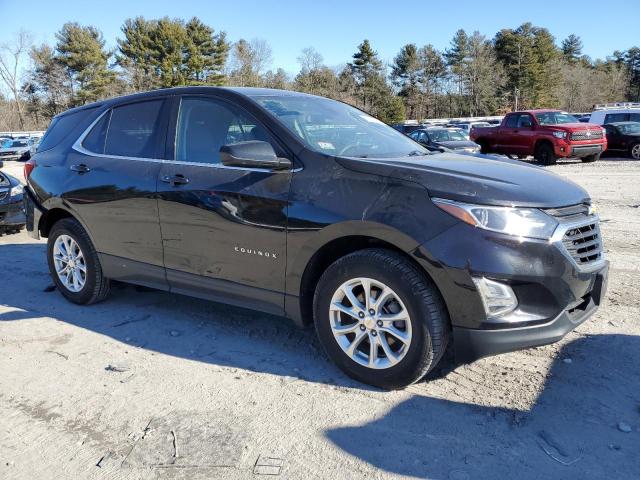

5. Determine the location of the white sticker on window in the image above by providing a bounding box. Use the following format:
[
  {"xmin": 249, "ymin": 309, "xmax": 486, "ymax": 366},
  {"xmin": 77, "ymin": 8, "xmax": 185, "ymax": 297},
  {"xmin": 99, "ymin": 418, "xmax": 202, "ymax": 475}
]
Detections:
[
  {"xmin": 317, "ymin": 141, "xmax": 335, "ymax": 150},
  {"xmin": 359, "ymin": 115, "xmax": 385, "ymax": 125}
]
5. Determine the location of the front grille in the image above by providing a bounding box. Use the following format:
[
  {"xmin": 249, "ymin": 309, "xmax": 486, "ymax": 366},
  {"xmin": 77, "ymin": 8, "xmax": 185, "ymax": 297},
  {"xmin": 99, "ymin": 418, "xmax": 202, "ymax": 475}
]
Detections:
[
  {"xmin": 571, "ymin": 129, "xmax": 603, "ymax": 141},
  {"xmin": 562, "ymin": 222, "xmax": 603, "ymax": 266},
  {"xmin": 0, "ymin": 152, "xmax": 14, "ymax": 157}
]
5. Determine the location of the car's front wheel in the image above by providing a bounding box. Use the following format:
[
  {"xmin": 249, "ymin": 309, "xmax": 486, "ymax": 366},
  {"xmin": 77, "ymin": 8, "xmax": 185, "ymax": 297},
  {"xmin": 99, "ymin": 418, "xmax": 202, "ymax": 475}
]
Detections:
[
  {"xmin": 47, "ymin": 218, "xmax": 110, "ymax": 305},
  {"xmin": 630, "ymin": 142, "xmax": 640, "ymax": 160},
  {"xmin": 313, "ymin": 249, "xmax": 449, "ymax": 389}
]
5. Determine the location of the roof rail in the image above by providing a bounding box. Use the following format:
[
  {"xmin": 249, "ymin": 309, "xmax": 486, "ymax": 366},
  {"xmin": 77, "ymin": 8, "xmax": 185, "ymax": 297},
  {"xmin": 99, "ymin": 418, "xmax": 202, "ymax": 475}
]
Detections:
[{"xmin": 593, "ymin": 102, "xmax": 640, "ymax": 110}]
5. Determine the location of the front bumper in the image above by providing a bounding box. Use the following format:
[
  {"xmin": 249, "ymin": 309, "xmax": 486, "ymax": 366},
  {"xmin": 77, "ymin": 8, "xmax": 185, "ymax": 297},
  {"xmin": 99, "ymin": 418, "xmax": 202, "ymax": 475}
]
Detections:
[
  {"xmin": 412, "ymin": 218, "xmax": 609, "ymax": 363},
  {"xmin": 555, "ymin": 141, "xmax": 606, "ymax": 158},
  {"xmin": 453, "ymin": 262, "xmax": 608, "ymax": 362}
]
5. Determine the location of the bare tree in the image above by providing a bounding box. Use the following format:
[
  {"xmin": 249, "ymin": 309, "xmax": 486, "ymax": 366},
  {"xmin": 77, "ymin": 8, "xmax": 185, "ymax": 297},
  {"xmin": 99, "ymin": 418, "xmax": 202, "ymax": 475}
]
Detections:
[
  {"xmin": 0, "ymin": 30, "xmax": 33, "ymax": 128},
  {"xmin": 228, "ymin": 38, "xmax": 272, "ymax": 87}
]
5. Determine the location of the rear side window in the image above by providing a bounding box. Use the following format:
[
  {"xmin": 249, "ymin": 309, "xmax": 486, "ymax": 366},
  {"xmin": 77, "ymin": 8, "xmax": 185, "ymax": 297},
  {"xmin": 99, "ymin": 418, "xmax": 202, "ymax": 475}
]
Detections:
[
  {"xmin": 604, "ymin": 113, "xmax": 628, "ymax": 124},
  {"xmin": 82, "ymin": 111, "xmax": 111, "ymax": 154},
  {"xmin": 505, "ymin": 115, "xmax": 518, "ymax": 128},
  {"xmin": 38, "ymin": 107, "xmax": 96, "ymax": 152},
  {"xmin": 104, "ymin": 100, "xmax": 164, "ymax": 158},
  {"xmin": 629, "ymin": 113, "xmax": 640, "ymax": 122}
]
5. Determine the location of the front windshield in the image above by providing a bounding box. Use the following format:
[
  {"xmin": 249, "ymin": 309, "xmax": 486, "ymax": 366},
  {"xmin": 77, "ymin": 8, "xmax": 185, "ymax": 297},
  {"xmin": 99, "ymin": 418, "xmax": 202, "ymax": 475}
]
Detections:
[
  {"xmin": 619, "ymin": 123, "xmax": 640, "ymax": 134},
  {"xmin": 535, "ymin": 111, "xmax": 579, "ymax": 125},
  {"xmin": 252, "ymin": 94, "xmax": 430, "ymax": 158},
  {"xmin": 11, "ymin": 140, "xmax": 28, "ymax": 147},
  {"xmin": 429, "ymin": 129, "xmax": 467, "ymax": 142}
]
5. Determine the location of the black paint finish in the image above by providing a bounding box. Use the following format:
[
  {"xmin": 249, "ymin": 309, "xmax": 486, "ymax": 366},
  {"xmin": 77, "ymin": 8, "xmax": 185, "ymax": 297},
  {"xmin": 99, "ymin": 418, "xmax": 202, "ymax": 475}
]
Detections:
[{"xmin": 25, "ymin": 86, "xmax": 607, "ymax": 362}]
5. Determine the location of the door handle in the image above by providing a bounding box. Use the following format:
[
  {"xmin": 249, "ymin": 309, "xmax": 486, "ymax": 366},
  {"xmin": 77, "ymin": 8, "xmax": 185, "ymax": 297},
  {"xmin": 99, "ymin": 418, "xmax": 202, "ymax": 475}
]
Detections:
[
  {"xmin": 161, "ymin": 174, "xmax": 189, "ymax": 186},
  {"xmin": 70, "ymin": 164, "xmax": 90, "ymax": 173}
]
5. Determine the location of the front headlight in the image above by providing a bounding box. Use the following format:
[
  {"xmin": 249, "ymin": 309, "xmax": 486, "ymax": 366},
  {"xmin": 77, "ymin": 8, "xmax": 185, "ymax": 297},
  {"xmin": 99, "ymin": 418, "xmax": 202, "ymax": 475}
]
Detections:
[
  {"xmin": 433, "ymin": 198, "xmax": 558, "ymax": 240},
  {"xmin": 552, "ymin": 130, "xmax": 567, "ymax": 139},
  {"xmin": 10, "ymin": 184, "xmax": 24, "ymax": 197}
]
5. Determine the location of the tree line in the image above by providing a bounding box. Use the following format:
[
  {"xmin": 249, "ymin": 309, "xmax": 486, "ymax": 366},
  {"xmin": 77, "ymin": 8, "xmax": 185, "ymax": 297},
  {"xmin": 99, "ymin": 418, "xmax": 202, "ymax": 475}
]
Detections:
[{"xmin": 0, "ymin": 17, "xmax": 639, "ymax": 131}]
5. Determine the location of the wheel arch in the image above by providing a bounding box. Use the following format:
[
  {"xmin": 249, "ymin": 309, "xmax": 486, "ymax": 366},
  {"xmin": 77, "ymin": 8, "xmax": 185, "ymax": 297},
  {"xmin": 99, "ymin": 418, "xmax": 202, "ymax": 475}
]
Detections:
[{"xmin": 286, "ymin": 221, "xmax": 445, "ymax": 327}]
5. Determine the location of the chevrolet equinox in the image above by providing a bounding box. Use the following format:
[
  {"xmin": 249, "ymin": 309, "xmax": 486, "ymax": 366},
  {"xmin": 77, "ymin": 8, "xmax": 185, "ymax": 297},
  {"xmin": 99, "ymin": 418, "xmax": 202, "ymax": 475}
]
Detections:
[{"xmin": 24, "ymin": 87, "xmax": 609, "ymax": 389}]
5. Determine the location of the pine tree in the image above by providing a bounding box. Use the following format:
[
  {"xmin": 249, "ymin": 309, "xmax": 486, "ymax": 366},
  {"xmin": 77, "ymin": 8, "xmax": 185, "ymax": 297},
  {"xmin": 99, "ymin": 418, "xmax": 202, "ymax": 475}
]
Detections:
[
  {"xmin": 348, "ymin": 39, "xmax": 384, "ymax": 110},
  {"xmin": 55, "ymin": 23, "xmax": 116, "ymax": 104},
  {"xmin": 390, "ymin": 44, "xmax": 422, "ymax": 118},
  {"xmin": 562, "ymin": 34, "xmax": 583, "ymax": 64}
]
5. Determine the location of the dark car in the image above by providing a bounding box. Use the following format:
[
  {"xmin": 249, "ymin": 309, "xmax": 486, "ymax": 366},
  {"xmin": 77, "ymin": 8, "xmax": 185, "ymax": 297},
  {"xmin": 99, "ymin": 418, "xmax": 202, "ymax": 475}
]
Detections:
[
  {"xmin": 0, "ymin": 166, "xmax": 26, "ymax": 235},
  {"xmin": 409, "ymin": 128, "xmax": 480, "ymax": 154},
  {"xmin": 24, "ymin": 87, "xmax": 608, "ymax": 389},
  {"xmin": 603, "ymin": 121, "xmax": 640, "ymax": 159},
  {"xmin": 390, "ymin": 123, "xmax": 423, "ymax": 135}
]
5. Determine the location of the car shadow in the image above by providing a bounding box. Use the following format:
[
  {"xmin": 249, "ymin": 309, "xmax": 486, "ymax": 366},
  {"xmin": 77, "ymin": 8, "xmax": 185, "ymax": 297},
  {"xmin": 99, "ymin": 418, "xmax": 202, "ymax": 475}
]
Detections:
[
  {"xmin": 326, "ymin": 333, "xmax": 640, "ymax": 479},
  {"xmin": 2, "ymin": 242, "xmax": 639, "ymax": 479},
  {"xmin": 0, "ymin": 242, "xmax": 372, "ymax": 390}
]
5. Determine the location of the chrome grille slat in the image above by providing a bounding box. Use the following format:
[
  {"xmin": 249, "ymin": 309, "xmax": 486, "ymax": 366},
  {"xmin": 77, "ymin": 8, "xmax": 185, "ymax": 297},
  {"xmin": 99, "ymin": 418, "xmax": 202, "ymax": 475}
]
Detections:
[
  {"xmin": 570, "ymin": 129, "xmax": 604, "ymax": 141},
  {"xmin": 560, "ymin": 220, "xmax": 603, "ymax": 266}
]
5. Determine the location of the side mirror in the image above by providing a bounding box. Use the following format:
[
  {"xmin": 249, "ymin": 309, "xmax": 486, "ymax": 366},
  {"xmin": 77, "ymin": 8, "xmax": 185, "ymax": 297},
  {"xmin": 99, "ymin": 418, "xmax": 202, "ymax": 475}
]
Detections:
[{"xmin": 220, "ymin": 141, "xmax": 292, "ymax": 170}]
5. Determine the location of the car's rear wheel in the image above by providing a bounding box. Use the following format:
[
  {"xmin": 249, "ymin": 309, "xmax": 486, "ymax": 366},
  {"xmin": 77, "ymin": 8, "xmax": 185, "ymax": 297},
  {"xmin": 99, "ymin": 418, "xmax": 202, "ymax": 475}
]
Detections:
[
  {"xmin": 630, "ymin": 143, "xmax": 640, "ymax": 160},
  {"xmin": 313, "ymin": 248, "xmax": 449, "ymax": 389},
  {"xmin": 535, "ymin": 143, "xmax": 557, "ymax": 165},
  {"xmin": 47, "ymin": 218, "xmax": 110, "ymax": 305}
]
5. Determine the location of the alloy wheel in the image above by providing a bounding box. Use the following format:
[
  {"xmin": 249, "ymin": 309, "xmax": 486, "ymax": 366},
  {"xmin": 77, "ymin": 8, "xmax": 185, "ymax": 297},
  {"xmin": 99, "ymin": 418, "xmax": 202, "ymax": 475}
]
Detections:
[
  {"xmin": 632, "ymin": 144, "xmax": 640, "ymax": 160},
  {"xmin": 53, "ymin": 234, "xmax": 87, "ymax": 293},
  {"xmin": 329, "ymin": 277, "xmax": 412, "ymax": 369}
]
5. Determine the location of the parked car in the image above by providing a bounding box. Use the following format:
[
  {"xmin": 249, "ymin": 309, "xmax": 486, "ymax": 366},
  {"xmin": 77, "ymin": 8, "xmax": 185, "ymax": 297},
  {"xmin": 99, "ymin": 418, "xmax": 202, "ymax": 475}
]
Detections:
[
  {"xmin": 409, "ymin": 128, "xmax": 480, "ymax": 154},
  {"xmin": 25, "ymin": 87, "xmax": 608, "ymax": 389},
  {"xmin": 0, "ymin": 168, "xmax": 25, "ymax": 235},
  {"xmin": 390, "ymin": 122, "xmax": 423, "ymax": 135},
  {"xmin": 451, "ymin": 121, "xmax": 493, "ymax": 139},
  {"xmin": 470, "ymin": 110, "xmax": 607, "ymax": 165},
  {"xmin": 589, "ymin": 102, "xmax": 640, "ymax": 125},
  {"xmin": 0, "ymin": 137, "xmax": 37, "ymax": 161},
  {"xmin": 603, "ymin": 121, "xmax": 640, "ymax": 159}
]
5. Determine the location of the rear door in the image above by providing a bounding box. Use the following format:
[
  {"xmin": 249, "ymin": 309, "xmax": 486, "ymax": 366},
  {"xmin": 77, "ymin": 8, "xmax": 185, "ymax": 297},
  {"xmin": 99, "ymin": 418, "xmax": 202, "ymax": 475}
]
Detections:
[
  {"xmin": 156, "ymin": 94, "xmax": 292, "ymax": 315},
  {"xmin": 497, "ymin": 114, "xmax": 519, "ymax": 151},
  {"xmin": 67, "ymin": 97, "xmax": 170, "ymax": 287},
  {"xmin": 513, "ymin": 113, "xmax": 536, "ymax": 154}
]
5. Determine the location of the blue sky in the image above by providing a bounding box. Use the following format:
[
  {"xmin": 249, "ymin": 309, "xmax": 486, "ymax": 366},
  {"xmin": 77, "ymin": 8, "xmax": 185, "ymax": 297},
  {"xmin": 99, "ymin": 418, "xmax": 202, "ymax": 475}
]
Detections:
[{"xmin": 1, "ymin": 0, "xmax": 638, "ymax": 75}]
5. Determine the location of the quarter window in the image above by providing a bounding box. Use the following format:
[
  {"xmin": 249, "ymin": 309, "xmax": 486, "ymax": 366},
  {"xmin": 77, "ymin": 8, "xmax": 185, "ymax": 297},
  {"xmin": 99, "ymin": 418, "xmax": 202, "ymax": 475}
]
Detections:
[
  {"xmin": 82, "ymin": 111, "xmax": 111, "ymax": 154},
  {"xmin": 175, "ymin": 97, "xmax": 275, "ymax": 164},
  {"xmin": 104, "ymin": 100, "xmax": 164, "ymax": 158}
]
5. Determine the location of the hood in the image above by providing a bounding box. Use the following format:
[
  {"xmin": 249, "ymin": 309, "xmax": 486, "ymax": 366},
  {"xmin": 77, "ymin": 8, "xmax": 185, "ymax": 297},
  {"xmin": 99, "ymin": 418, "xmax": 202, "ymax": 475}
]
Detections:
[
  {"xmin": 549, "ymin": 123, "xmax": 601, "ymax": 131},
  {"xmin": 337, "ymin": 152, "xmax": 590, "ymax": 208},
  {"xmin": 436, "ymin": 140, "xmax": 479, "ymax": 150}
]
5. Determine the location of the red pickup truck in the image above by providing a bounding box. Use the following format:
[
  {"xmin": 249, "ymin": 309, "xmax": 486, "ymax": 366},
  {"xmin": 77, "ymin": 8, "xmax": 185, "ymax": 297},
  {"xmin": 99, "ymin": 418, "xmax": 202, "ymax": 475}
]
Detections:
[{"xmin": 470, "ymin": 110, "xmax": 607, "ymax": 165}]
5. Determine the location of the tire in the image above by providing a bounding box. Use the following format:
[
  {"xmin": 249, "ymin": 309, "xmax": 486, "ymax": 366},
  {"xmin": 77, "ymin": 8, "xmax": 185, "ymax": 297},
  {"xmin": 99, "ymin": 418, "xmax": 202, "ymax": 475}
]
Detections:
[
  {"xmin": 534, "ymin": 143, "xmax": 557, "ymax": 165},
  {"xmin": 313, "ymin": 248, "xmax": 449, "ymax": 389},
  {"xmin": 47, "ymin": 217, "xmax": 110, "ymax": 305},
  {"xmin": 630, "ymin": 142, "xmax": 640, "ymax": 160},
  {"xmin": 581, "ymin": 153, "xmax": 600, "ymax": 163}
]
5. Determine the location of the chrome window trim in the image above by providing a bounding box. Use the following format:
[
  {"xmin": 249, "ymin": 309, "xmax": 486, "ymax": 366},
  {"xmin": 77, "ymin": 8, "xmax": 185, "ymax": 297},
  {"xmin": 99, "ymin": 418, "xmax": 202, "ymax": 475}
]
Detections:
[
  {"xmin": 72, "ymin": 108, "xmax": 296, "ymax": 173},
  {"xmin": 550, "ymin": 214, "xmax": 606, "ymax": 273}
]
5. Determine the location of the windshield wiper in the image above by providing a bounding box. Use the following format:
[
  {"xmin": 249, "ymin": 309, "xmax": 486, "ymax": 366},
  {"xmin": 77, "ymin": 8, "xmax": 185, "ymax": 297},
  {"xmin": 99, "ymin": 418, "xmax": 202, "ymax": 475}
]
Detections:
[{"xmin": 406, "ymin": 150, "xmax": 429, "ymax": 157}]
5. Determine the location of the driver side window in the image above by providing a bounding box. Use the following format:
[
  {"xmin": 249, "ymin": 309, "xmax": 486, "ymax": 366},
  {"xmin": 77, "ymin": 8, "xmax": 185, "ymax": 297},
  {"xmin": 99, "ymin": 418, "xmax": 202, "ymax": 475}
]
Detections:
[{"xmin": 175, "ymin": 96, "xmax": 277, "ymax": 165}]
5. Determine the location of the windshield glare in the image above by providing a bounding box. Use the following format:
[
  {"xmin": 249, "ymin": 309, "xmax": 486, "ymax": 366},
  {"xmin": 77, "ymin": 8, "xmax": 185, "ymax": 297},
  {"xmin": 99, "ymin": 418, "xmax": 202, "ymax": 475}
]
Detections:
[
  {"xmin": 252, "ymin": 95, "xmax": 430, "ymax": 158},
  {"xmin": 535, "ymin": 112, "xmax": 579, "ymax": 125}
]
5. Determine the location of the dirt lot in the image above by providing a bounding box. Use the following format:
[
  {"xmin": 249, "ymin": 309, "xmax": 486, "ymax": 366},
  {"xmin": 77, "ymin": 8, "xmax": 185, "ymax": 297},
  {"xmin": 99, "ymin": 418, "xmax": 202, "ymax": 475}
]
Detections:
[{"xmin": 1, "ymin": 157, "xmax": 639, "ymax": 480}]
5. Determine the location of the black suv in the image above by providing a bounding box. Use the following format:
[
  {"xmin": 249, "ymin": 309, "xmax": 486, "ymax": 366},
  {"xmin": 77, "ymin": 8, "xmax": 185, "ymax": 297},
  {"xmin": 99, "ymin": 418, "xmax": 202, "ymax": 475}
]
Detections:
[
  {"xmin": 25, "ymin": 87, "xmax": 608, "ymax": 389},
  {"xmin": 603, "ymin": 122, "xmax": 640, "ymax": 159}
]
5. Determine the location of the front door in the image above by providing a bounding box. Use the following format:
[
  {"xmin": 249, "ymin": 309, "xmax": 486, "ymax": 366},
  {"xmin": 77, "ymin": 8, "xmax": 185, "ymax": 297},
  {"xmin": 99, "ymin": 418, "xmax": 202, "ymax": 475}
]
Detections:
[{"xmin": 156, "ymin": 95, "xmax": 292, "ymax": 315}]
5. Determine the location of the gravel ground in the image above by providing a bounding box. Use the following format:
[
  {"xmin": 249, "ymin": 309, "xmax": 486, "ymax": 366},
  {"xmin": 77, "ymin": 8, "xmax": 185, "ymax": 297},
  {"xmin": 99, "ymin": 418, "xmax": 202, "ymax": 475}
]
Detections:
[{"xmin": 1, "ymin": 157, "xmax": 639, "ymax": 480}]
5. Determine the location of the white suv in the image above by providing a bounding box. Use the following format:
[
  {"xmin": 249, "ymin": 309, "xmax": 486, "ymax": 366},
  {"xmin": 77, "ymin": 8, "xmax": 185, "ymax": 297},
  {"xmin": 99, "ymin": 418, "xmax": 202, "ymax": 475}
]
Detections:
[{"xmin": 589, "ymin": 102, "xmax": 640, "ymax": 125}]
